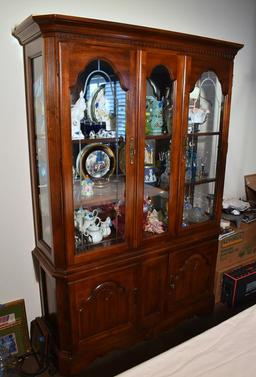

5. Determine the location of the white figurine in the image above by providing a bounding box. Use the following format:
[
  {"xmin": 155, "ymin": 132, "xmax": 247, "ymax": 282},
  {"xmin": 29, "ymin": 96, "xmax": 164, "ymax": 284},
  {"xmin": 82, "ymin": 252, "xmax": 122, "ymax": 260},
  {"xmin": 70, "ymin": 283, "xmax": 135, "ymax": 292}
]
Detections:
[
  {"xmin": 100, "ymin": 217, "xmax": 112, "ymax": 238},
  {"xmin": 71, "ymin": 91, "xmax": 86, "ymax": 139},
  {"xmin": 81, "ymin": 178, "xmax": 94, "ymax": 197}
]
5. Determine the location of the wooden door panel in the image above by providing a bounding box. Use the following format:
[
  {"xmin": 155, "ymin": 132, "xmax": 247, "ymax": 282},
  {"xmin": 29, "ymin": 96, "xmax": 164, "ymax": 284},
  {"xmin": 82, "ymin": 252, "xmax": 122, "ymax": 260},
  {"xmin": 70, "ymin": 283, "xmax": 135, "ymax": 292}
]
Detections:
[
  {"xmin": 140, "ymin": 254, "xmax": 168, "ymax": 326},
  {"xmin": 62, "ymin": 42, "xmax": 133, "ymax": 91},
  {"xmin": 168, "ymin": 242, "xmax": 217, "ymax": 310},
  {"xmin": 70, "ymin": 266, "xmax": 137, "ymax": 345},
  {"xmin": 187, "ymin": 56, "xmax": 232, "ymax": 95}
]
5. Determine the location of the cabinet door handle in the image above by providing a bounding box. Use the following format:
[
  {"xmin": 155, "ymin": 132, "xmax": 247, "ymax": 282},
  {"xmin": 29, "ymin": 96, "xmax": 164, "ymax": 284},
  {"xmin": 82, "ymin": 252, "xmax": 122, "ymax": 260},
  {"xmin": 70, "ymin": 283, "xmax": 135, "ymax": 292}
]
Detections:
[
  {"xmin": 169, "ymin": 275, "xmax": 175, "ymax": 290},
  {"xmin": 129, "ymin": 137, "xmax": 135, "ymax": 165},
  {"xmin": 132, "ymin": 287, "xmax": 139, "ymax": 304}
]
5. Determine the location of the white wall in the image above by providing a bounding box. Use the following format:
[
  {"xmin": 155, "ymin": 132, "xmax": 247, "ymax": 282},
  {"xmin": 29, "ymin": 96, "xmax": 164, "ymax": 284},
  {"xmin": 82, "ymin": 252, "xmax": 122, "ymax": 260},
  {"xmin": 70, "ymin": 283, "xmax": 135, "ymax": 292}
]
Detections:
[{"xmin": 1, "ymin": 0, "xmax": 255, "ymax": 325}]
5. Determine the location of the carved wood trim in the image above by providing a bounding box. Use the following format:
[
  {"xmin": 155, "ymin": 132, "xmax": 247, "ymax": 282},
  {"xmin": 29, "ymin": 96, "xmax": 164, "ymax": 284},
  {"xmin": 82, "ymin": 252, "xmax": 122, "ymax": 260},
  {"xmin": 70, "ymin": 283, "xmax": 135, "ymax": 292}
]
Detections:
[
  {"xmin": 79, "ymin": 280, "xmax": 126, "ymax": 310},
  {"xmin": 56, "ymin": 32, "xmax": 240, "ymax": 60},
  {"xmin": 171, "ymin": 253, "xmax": 210, "ymax": 286}
]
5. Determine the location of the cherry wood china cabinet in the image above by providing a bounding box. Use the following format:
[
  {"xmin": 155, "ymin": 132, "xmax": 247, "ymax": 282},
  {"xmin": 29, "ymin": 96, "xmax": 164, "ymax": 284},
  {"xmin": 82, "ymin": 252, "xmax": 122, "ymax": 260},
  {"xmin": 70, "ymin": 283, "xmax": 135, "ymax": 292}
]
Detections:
[{"xmin": 13, "ymin": 14, "xmax": 242, "ymax": 376}]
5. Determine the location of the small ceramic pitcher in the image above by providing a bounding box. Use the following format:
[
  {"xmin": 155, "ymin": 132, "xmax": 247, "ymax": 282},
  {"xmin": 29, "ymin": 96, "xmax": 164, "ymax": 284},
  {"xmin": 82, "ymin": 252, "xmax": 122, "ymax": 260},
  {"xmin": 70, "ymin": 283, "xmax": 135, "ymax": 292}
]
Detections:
[{"xmin": 86, "ymin": 219, "xmax": 102, "ymax": 244}]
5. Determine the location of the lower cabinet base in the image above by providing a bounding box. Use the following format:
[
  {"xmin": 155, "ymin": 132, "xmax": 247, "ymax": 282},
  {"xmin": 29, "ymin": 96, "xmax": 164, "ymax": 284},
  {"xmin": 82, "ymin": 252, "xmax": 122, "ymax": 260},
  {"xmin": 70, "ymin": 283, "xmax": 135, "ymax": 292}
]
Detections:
[
  {"xmin": 36, "ymin": 239, "xmax": 218, "ymax": 376},
  {"xmin": 49, "ymin": 295, "xmax": 214, "ymax": 376}
]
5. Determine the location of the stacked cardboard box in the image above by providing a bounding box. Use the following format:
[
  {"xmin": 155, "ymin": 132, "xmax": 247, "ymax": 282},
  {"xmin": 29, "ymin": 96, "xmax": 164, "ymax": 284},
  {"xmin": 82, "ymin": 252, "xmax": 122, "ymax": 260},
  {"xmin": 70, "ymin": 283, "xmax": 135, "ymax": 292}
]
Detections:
[{"xmin": 214, "ymin": 221, "xmax": 256, "ymax": 303}]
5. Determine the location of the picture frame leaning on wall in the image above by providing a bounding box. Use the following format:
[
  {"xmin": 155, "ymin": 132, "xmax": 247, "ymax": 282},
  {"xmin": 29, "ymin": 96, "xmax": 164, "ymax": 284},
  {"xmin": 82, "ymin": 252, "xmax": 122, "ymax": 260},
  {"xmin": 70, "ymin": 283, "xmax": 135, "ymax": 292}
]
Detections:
[{"xmin": 0, "ymin": 299, "xmax": 30, "ymax": 356}]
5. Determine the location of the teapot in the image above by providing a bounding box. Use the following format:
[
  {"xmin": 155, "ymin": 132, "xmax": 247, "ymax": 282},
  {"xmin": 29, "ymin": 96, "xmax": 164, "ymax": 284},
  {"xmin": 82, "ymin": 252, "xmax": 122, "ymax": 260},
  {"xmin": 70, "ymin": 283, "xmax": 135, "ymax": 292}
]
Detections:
[{"xmin": 86, "ymin": 219, "xmax": 103, "ymax": 244}]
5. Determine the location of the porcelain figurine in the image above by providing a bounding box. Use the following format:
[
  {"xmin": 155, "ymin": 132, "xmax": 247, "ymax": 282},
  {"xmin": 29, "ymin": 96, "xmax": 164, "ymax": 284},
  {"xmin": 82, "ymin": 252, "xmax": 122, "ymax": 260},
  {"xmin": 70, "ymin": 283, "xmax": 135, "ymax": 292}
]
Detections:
[
  {"xmin": 188, "ymin": 107, "xmax": 210, "ymax": 125},
  {"xmin": 81, "ymin": 177, "xmax": 94, "ymax": 197},
  {"xmin": 71, "ymin": 91, "xmax": 86, "ymax": 139},
  {"xmin": 144, "ymin": 209, "xmax": 164, "ymax": 234},
  {"xmin": 89, "ymin": 130, "xmax": 96, "ymax": 139},
  {"xmin": 74, "ymin": 208, "xmax": 100, "ymax": 235},
  {"xmin": 74, "ymin": 207, "xmax": 85, "ymax": 231},
  {"xmin": 81, "ymin": 209, "xmax": 100, "ymax": 233},
  {"xmin": 100, "ymin": 217, "xmax": 112, "ymax": 238}
]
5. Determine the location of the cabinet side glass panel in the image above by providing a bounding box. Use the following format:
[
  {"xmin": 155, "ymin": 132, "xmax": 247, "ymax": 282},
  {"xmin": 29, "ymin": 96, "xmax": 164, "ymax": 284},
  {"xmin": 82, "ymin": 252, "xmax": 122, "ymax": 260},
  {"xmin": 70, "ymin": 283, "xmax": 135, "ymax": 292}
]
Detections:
[
  {"xmin": 143, "ymin": 65, "xmax": 173, "ymax": 237},
  {"xmin": 32, "ymin": 56, "xmax": 52, "ymax": 246},
  {"xmin": 71, "ymin": 60, "xmax": 127, "ymax": 253},
  {"xmin": 183, "ymin": 71, "xmax": 224, "ymax": 227}
]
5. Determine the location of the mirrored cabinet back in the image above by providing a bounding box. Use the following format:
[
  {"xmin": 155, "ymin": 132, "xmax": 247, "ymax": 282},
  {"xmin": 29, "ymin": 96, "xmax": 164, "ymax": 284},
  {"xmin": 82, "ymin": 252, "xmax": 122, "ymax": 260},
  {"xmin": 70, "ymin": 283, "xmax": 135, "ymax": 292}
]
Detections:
[{"xmin": 13, "ymin": 14, "xmax": 243, "ymax": 376}]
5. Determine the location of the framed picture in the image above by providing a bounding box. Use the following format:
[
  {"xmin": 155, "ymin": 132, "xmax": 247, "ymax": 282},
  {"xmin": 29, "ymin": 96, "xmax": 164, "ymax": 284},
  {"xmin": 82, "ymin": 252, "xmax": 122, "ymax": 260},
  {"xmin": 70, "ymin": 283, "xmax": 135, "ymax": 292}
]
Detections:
[
  {"xmin": 0, "ymin": 299, "xmax": 30, "ymax": 355},
  {"xmin": 0, "ymin": 319, "xmax": 30, "ymax": 356},
  {"xmin": 0, "ymin": 299, "xmax": 28, "ymax": 328}
]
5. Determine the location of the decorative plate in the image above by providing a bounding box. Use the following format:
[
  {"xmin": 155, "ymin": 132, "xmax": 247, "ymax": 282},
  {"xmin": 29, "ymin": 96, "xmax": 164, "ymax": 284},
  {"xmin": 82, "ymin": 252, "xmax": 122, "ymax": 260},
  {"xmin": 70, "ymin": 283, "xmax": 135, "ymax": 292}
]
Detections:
[
  {"xmin": 91, "ymin": 84, "xmax": 110, "ymax": 124},
  {"xmin": 76, "ymin": 143, "xmax": 115, "ymax": 182}
]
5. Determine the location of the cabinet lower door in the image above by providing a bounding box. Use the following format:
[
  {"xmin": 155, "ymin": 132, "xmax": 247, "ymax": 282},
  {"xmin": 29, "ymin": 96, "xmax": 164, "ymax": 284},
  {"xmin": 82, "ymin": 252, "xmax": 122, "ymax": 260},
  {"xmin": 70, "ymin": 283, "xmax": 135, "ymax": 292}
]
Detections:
[
  {"xmin": 140, "ymin": 254, "xmax": 168, "ymax": 328},
  {"xmin": 70, "ymin": 266, "xmax": 137, "ymax": 351},
  {"xmin": 168, "ymin": 242, "xmax": 217, "ymax": 313}
]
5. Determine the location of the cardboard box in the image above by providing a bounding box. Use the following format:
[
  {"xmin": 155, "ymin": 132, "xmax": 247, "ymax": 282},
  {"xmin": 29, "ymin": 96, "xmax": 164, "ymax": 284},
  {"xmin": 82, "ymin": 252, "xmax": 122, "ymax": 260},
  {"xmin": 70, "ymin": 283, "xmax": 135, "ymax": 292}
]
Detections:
[
  {"xmin": 217, "ymin": 221, "xmax": 256, "ymax": 270},
  {"xmin": 215, "ymin": 221, "xmax": 256, "ymax": 303}
]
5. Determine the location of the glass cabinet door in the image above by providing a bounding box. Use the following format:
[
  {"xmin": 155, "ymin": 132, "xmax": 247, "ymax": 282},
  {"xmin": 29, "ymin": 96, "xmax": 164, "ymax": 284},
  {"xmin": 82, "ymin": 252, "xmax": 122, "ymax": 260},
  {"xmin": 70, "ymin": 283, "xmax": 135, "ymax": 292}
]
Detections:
[
  {"xmin": 143, "ymin": 65, "xmax": 174, "ymax": 237},
  {"xmin": 182, "ymin": 71, "xmax": 224, "ymax": 227},
  {"xmin": 71, "ymin": 59, "xmax": 128, "ymax": 253}
]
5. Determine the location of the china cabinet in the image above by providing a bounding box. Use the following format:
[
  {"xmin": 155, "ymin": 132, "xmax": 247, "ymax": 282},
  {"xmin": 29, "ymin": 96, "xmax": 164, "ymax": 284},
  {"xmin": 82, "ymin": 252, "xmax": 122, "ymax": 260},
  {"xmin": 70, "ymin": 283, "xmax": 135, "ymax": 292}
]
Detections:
[{"xmin": 13, "ymin": 14, "xmax": 242, "ymax": 376}]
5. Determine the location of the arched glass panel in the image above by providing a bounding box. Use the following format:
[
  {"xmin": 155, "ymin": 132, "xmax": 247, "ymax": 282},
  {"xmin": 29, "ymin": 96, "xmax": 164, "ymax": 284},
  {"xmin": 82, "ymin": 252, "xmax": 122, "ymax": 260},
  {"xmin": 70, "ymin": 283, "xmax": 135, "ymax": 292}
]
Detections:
[
  {"xmin": 143, "ymin": 65, "xmax": 173, "ymax": 237},
  {"xmin": 183, "ymin": 71, "xmax": 224, "ymax": 227},
  {"xmin": 71, "ymin": 59, "xmax": 127, "ymax": 253}
]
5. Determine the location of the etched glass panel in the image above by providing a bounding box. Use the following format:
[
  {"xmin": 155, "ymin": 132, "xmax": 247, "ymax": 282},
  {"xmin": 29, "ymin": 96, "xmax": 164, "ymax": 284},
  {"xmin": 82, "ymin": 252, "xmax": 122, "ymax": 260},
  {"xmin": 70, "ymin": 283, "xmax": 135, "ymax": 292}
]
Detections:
[{"xmin": 32, "ymin": 56, "xmax": 52, "ymax": 246}]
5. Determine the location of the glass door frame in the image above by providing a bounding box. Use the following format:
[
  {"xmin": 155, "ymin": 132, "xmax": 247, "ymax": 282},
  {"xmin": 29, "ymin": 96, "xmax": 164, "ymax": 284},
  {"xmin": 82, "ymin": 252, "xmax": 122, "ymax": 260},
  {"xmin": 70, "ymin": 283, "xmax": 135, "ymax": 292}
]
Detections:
[
  {"xmin": 135, "ymin": 50, "xmax": 185, "ymax": 247},
  {"xmin": 59, "ymin": 40, "xmax": 137, "ymax": 264},
  {"xmin": 177, "ymin": 55, "xmax": 234, "ymax": 234}
]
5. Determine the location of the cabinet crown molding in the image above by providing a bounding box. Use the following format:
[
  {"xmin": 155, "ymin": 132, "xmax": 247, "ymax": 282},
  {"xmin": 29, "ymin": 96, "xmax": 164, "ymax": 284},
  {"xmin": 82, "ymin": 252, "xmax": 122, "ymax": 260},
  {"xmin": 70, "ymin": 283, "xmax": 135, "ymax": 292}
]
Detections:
[{"xmin": 13, "ymin": 14, "xmax": 243, "ymax": 59}]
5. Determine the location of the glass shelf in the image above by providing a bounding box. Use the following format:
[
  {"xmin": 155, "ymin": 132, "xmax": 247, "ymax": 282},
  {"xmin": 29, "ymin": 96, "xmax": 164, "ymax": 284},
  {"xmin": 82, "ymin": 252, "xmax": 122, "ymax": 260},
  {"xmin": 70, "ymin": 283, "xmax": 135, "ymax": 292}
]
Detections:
[
  {"xmin": 145, "ymin": 134, "xmax": 171, "ymax": 140},
  {"xmin": 187, "ymin": 132, "xmax": 220, "ymax": 137},
  {"xmin": 74, "ymin": 177, "xmax": 167, "ymax": 209},
  {"xmin": 73, "ymin": 177, "xmax": 124, "ymax": 208},
  {"xmin": 185, "ymin": 177, "xmax": 216, "ymax": 186},
  {"xmin": 72, "ymin": 137, "xmax": 119, "ymax": 144}
]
